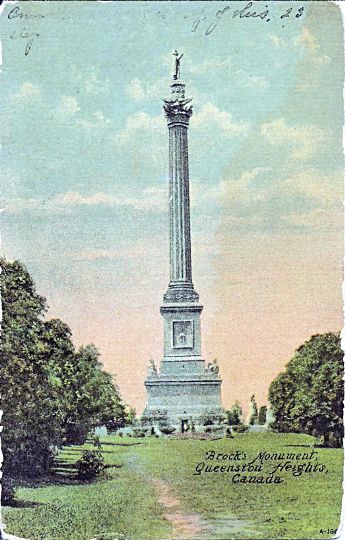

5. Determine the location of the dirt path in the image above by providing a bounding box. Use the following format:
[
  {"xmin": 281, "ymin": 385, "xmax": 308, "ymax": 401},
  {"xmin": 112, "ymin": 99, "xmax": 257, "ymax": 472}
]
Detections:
[
  {"xmin": 126, "ymin": 452, "xmax": 259, "ymax": 539},
  {"xmin": 152, "ymin": 479, "xmax": 210, "ymax": 539}
]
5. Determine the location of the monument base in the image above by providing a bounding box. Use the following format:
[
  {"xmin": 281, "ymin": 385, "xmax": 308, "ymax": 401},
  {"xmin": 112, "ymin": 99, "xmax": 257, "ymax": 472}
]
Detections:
[{"xmin": 142, "ymin": 371, "xmax": 225, "ymax": 435}]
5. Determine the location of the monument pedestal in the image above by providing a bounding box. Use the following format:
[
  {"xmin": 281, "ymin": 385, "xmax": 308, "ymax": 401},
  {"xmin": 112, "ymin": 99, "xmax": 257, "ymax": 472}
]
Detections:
[
  {"xmin": 143, "ymin": 295, "xmax": 224, "ymax": 433},
  {"xmin": 143, "ymin": 373, "xmax": 223, "ymax": 433}
]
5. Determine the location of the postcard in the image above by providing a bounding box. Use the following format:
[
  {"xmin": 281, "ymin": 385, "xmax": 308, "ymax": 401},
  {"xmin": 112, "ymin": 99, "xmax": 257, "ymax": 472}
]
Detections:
[{"xmin": 0, "ymin": 1, "xmax": 343, "ymax": 539}]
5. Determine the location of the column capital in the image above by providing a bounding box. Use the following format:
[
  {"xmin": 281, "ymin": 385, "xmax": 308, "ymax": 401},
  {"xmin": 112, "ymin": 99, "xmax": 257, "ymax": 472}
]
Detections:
[{"xmin": 163, "ymin": 80, "xmax": 193, "ymax": 121}]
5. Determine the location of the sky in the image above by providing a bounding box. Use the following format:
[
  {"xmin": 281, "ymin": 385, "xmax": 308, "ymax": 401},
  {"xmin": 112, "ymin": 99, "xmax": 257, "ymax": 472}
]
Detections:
[{"xmin": 1, "ymin": 1, "xmax": 343, "ymax": 415}]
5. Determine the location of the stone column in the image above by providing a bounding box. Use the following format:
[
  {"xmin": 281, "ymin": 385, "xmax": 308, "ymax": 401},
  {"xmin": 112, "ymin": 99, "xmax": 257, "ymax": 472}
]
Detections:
[
  {"xmin": 163, "ymin": 81, "xmax": 195, "ymax": 298},
  {"xmin": 167, "ymin": 105, "xmax": 192, "ymax": 286}
]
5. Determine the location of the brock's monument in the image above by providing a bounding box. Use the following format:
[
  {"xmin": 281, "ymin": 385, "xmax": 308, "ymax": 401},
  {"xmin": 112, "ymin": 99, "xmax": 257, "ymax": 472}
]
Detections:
[{"xmin": 142, "ymin": 53, "xmax": 225, "ymax": 435}]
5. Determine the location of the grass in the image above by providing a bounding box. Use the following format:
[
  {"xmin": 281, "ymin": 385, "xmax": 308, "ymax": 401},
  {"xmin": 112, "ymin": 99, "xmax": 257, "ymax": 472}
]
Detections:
[{"xmin": 2, "ymin": 433, "xmax": 343, "ymax": 540}]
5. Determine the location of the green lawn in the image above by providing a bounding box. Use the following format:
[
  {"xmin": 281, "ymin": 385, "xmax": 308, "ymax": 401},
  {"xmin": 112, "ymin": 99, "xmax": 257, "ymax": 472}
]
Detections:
[{"xmin": 2, "ymin": 433, "xmax": 343, "ymax": 540}]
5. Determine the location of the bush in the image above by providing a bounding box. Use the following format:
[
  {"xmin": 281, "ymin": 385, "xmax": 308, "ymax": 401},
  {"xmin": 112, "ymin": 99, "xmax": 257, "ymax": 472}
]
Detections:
[
  {"xmin": 258, "ymin": 405, "xmax": 267, "ymax": 425},
  {"xmin": 205, "ymin": 425, "xmax": 224, "ymax": 434},
  {"xmin": 159, "ymin": 425, "xmax": 176, "ymax": 435},
  {"xmin": 92, "ymin": 435, "xmax": 102, "ymax": 449},
  {"xmin": 132, "ymin": 428, "xmax": 146, "ymax": 437},
  {"xmin": 225, "ymin": 426, "xmax": 233, "ymax": 438},
  {"xmin": 76, "ymin": 450, "xmax": 105, "ymax": 480},
  {"xmin": 232, "ymin": 424, "xmax": 248, "ymax": 433},
  {"xmin": 1, "ymin": 476, "xmax": 16, "ymax": 506}
]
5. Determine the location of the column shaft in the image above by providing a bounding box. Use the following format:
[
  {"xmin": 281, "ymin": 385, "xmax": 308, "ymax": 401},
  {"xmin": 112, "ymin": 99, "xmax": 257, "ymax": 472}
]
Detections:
[{"xmin": 169, "ymin": 122, "xmax": 192, "ymax": 286}]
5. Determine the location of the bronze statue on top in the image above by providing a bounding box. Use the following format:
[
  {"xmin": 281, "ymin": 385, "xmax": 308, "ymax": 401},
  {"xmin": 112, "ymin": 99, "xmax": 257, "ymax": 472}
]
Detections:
[{"xmin": 173, "ymin": 50, "xmax": 184, "ymax": 80}]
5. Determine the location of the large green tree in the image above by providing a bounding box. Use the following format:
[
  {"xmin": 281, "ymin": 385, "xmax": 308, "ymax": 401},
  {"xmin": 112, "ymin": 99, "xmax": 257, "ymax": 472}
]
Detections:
[
  {"xmin": 1, "ymin": 258, "xmax": 126, "ymax": 479},
  {"xmin": 41, "ymin": 321, "xmax": 126, "ymax": 443},
  {"xmin": 269, "ymin": 332, "xmax": 343, "ymax": 447},
  {"xmin": 1, "ymin": 259, "xmax": 61, "ymax": 476}
]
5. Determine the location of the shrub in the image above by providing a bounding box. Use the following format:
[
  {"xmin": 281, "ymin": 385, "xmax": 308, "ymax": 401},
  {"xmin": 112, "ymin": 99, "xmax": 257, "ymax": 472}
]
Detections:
[
  {"xmin": 225, "ymin": 426, "xmax": 233, "ymax": 438},
  {"xmin": 76, "ymin": 450, "xmax": 105, "ymax": 480},
  {"xmin": 232, "ymin": 424, "xmax": 248, "ymax": 433},
  {"xmin": 1, "ymin": 476, "xmax": 16, "ymax": 506},
  {"xmin": 92, "ymin": 435, "xmax": 103, "ymax": 449},
  {"xmin": 258, "ymin": 405, "xmax": 267, "ymax": 425},
  {"xmin": 160, "ymin": 426, "xmax": 176, "ymax": 435},
  {"xmin": 226, "ymin": 401, "xmax": 243, "ymax": 425},
  {"xmin": 132, "ymin": 428, "xmax": 146, "ymax": 437},
  {"xmin": 205, "ymin": 425, "xmax": 224, "ymax": 434}
]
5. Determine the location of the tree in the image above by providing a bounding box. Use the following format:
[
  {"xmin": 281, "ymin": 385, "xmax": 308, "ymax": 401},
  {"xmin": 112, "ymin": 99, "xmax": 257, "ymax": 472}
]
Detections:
[
  {"xmin": 74, "ymin": 345, "xmax": 126, "ymax": 434},
  {"xmin": 226, "ymin": 401, "xmax": 243, "ymax": 425},
  {"xmin": 1, "ymin": 257, "xmax": 127, "ymax": 484},
  {"xmin": 269, "ymin": 333, "xmax": 343, "ymax": 447},
  {"xmin": 124, "ymin": 406, "xmax": 137, "ymax": 426},
  {"xmin": 258, "ymin": 406, "xmax": 267, "ymax": 425},
  {"xmin": 249, "ymin": 394, "xmax": 259, "ymax": 425},
  {"xmin": 0, "ymin": 258, "xmax": 62, "ymax": 477},
  {"xmin": 40, "ymin": 320, "xmax": 126, "ymax": 443}
]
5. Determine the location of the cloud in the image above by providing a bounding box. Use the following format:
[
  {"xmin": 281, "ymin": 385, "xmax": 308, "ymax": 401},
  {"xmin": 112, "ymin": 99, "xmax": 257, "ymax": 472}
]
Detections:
[
  {"xmin": 84, "ymin": 72, "xmax": 110, "ymax": 94},
  {"xmin": 295, "ymin": 27, "xmax": 319, "ymax": 52},
  {"xmin": 114, "ymin": 111, "xmax": 162, "ymax": 144},
  {"xmin": 269, "ymin": 35, "xmax": 287, "ymax": 48},
  {"xmin": 127, "ymin": 79, "xmax": 146, "ymax": 101},
  {"xmin": 55, "ymin": 96, "xmax": 80, "ymax": 119},
  {"xmin": 69, "ymin": 238, "xmax": 165, "ymax": 262},
  {"xmin": 14, "ymin": 82, "xmax": 41, "ymax": 100},
  {"xmin": 294, "ymin": 27, "xmax": 331, "ymax": 66},
  {"xmin": 193, "ymin": 102, "xmax": 249, "ymax": 136},
  {"xmin": 191, "ymin": 167, "xmax": 270, "ymax": 210},
  {"xmin": 191, "ymin": 166, "xmax": 342, "ymax": 234},
  {"xmin": 188, "ymin": 56, "xmax": 232, "ymax": 75},
  {"xmin": 53, "ymin": 187, "xmax": 166, "ymax": 212},
  {"xmin": 77, "ymin": 110, "xmax": 111, "ymax": 130},
  {"xmin": 281, "ymin": 208, "xmax": 326, "ymax": 228},
  {"xmin": 280, "ymin": 207, "xmax": 342, "ymax": 230},
  {"xmin": 280, "ymin": 170, "xmax": 342, "ymax": 205},
  {"xmin": 226, "ymin": 167, "xmax": 271, "ymax": 203},
  {"xmin": 311, "ymin": 54, "xmax": 331, "ymax": 66},
  {"xmin": 3, "ymin": 186, "xmax": 167, "ymax": 215},
  {"xmin": 70, "ymin": 247, "xmax": 145, "ymax": 261},
  {"xmin": 127, "ymin": 78, "xmax": 165, "ymax": 102},
  {"xmin": 235, "ymin": 69, "xmax": 270, "ymax": 90},
  {"xmin": 260, "ymin": 118, "xmax": 326, "ymax": 160}
]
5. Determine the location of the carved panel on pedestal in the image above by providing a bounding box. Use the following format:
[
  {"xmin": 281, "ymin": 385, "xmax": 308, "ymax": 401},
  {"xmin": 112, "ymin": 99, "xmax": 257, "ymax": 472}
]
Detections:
[{"xmin": 172, "ymin": 320, "xmax": 194, "ymax": 349}]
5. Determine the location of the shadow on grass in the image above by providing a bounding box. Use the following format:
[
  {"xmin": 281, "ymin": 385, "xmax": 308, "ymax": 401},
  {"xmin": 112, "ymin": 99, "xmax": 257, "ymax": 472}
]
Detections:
[
  {"xmin": 54, "ymin": 460, "xmax": 77, "ymax": 469},
  {"xmin": 313, "ymin": 444, "xmax": 342, "ymax": 449},
  {"xmin": 283, "ymin": 444, "xmax": 316, "ymax": 448},
  {"xmin": 283, "ymin": 443, "xmax": 341, "ymax": 449},
  {"xmin": 100, "ymin": 441, "xmax": 144, "ymax": 447},
  {"xmin": 18, "ymin": 473, "xmax": 82, "ymax": 488},
  {"xmin": 10, "ymin": 499, "xmax": 41, "ymax": 508},
  {"xmin": 17, "ymin": 469, "xmax": 121, "ymax": 490}
]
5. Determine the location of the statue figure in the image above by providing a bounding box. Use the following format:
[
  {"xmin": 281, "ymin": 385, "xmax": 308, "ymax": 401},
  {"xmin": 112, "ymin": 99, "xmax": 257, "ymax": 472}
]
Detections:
[
  {"xmin": 148, "ymin": 358, "xmax": 157, "ymax": 376},
  {"xmin": 206, "ymin": 359, "xmax": 219, "ymax": 374},
  {"xmin": 173, "ymin": 50, "xmax": 184, "ymax": 80}
]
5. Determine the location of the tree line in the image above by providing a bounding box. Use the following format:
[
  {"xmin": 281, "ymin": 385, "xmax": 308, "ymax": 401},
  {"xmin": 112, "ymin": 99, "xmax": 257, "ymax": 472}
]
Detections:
[
  {"xmin": 0, "ymin": 258, "xmax": 128, "ymax": 487},
  {"xmin": 226, "ymin": 332, "xmax": 343, "ymax": 447},
  {"xmin": 269, "ymin": 332, "xmax": 343, "ymax": 447}
]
